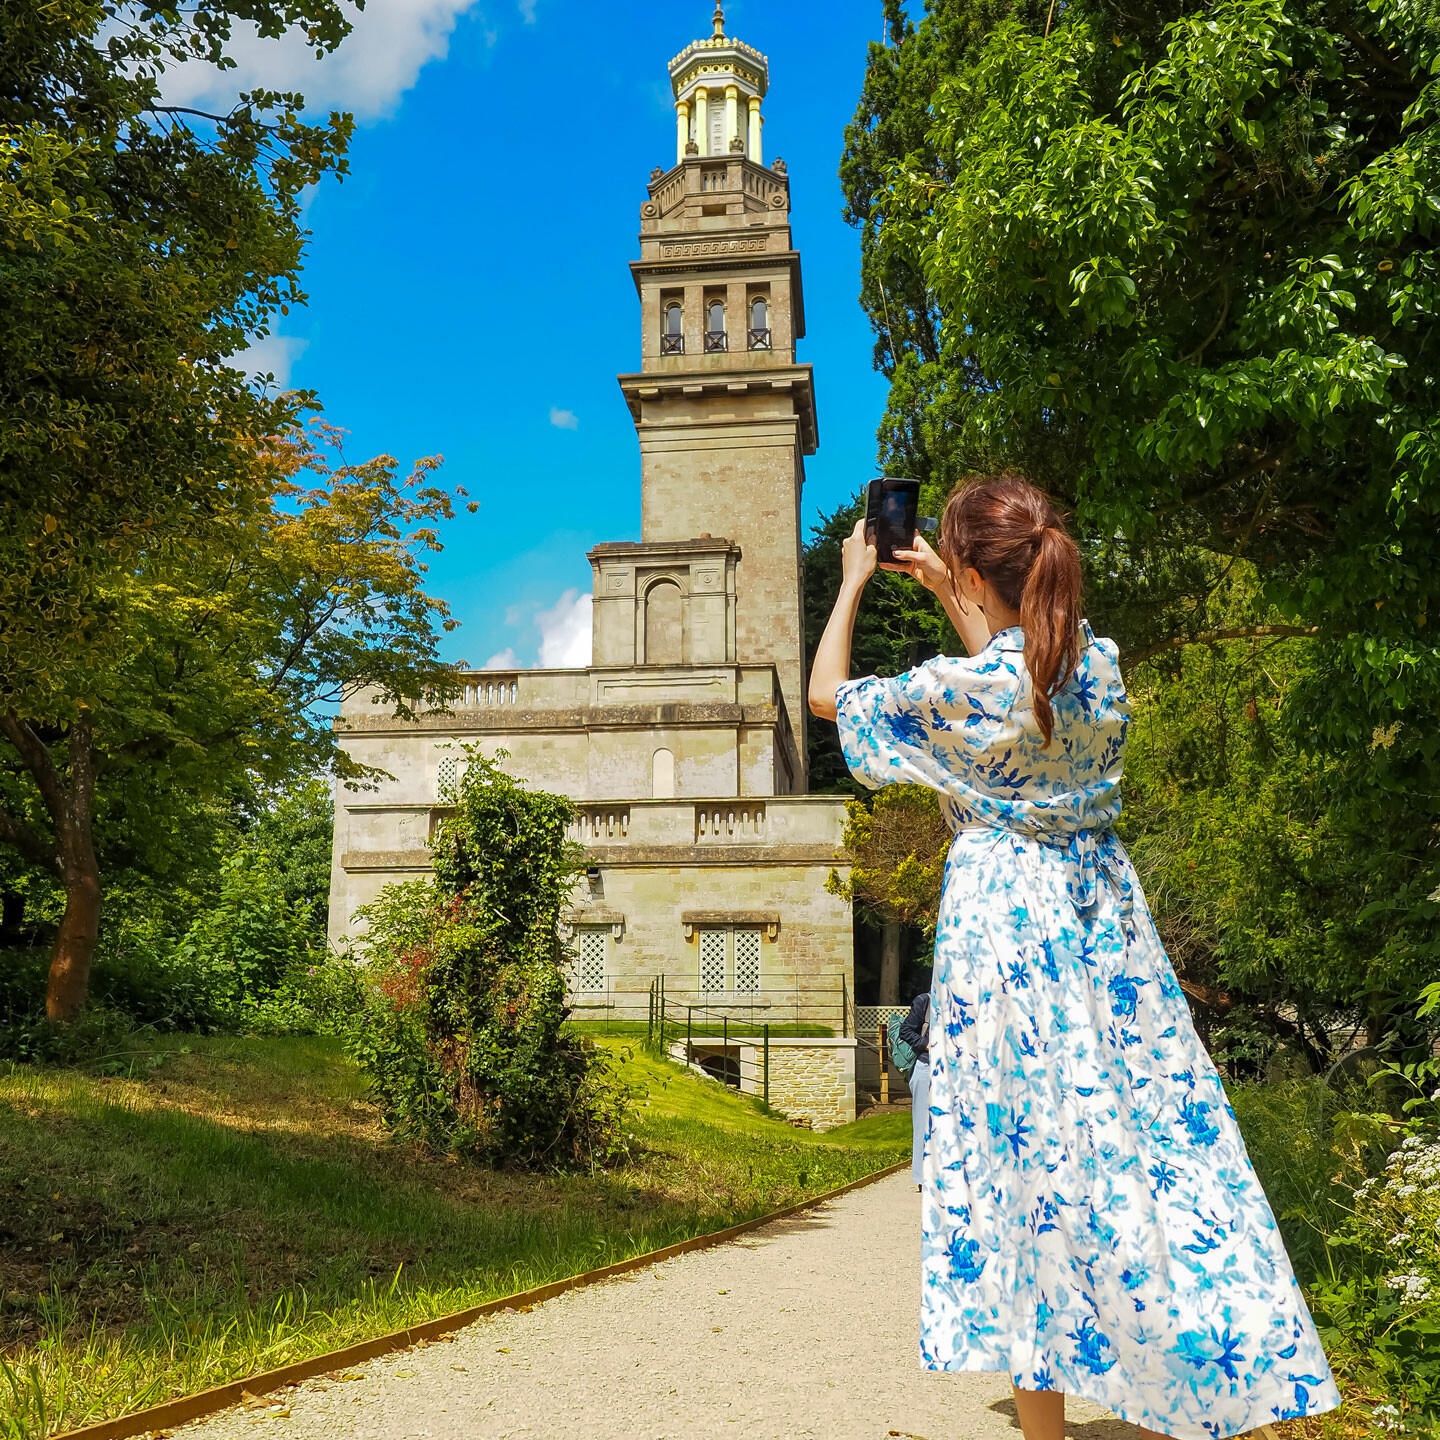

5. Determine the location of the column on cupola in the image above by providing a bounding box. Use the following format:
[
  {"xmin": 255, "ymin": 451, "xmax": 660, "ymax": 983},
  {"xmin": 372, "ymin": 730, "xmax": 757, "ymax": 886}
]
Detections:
[
  {"xmin": 748, "ymin": 97, "xmax": 762, "ymax": 164},
  {"xmin": 725, "ymin": 85, "xmax": 739, "ymax": 152},
  {"xmin": 675, "ymin": 100, "xmax": 690, "ymax": 164},
  {"xmin": 693, "ymin": 87, "xmax": 709, "ymax": 156}
]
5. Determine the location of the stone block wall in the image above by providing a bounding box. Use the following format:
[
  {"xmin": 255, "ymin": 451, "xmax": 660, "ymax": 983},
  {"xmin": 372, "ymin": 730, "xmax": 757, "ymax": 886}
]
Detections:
[
  {"xmin": 668, "ymin": 1036, "xmax": 857, "ymax": 1131},
  {"xmin": 763, "ymin": 1040, "xmax": 856, "ymax": 1131}
]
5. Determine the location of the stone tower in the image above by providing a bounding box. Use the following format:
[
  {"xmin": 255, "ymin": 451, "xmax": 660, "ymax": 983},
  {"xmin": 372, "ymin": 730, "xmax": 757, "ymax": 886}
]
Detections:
[
  {"xmin": 327, "ymin": 7, "xmax": 857, "ymax": 1125},
  {"xmin": 606, "ymin": 3, "xmax": 818, "ymax": 789}
]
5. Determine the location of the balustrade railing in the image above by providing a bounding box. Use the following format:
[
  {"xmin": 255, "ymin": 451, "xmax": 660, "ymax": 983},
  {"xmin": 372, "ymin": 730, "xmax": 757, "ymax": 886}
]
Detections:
[
  {"xmin": 694, "ymin": 803, "xmax": 766, "ymax": 842},
  {"xmin": 569, "ymin": 807, "xmax": 630, "ymax": 843},
  {"xmin": 458, "ymin": 677, "xmax": 518, "ymax": 706}
]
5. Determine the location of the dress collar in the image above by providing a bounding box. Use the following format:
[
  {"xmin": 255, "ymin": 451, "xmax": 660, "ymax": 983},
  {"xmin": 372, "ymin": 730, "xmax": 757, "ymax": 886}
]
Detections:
[{"xmin": 982, "ymin": 620, "xmax": 1095, "ymax": 654}]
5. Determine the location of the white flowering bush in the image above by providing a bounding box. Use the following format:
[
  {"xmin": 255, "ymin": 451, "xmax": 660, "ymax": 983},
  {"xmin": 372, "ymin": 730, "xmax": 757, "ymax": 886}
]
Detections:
[{"xmin": 1316, "ymin": 1062, "xmax": 1440, "ymax": 1433}]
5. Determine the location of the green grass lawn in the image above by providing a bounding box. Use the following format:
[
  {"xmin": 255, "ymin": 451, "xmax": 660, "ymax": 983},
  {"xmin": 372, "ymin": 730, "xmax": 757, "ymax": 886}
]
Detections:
[{"xmin": 0, "ymin": 1035, "xmax": 905, "ymax": 1438}]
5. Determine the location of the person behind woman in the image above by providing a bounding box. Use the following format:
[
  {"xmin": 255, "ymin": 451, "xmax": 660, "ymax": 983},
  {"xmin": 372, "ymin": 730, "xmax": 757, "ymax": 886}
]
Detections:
[
  {"xmin": 808, "ymin": 474, "xmax": 1337, "ymax": 1440},
  {"xmin": 898, "ymin": 989, "xmax": 931, "ymax": 1186}
]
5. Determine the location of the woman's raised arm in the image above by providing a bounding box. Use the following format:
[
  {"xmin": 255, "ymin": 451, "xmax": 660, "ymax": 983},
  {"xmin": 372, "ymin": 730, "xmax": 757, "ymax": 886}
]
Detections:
[{"xmin": 808, "ymin": 518, "xmax": 876, "ymax": 722}]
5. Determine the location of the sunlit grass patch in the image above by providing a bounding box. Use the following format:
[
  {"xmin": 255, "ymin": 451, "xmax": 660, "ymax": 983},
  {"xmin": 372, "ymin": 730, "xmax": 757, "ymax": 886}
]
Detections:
[{"xmin": 0, "ymin": 1035, "xmax": 902, "ymax": 1437}]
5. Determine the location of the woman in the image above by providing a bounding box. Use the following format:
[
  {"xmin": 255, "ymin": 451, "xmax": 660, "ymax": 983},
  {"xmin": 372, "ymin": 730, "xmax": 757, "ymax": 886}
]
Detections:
[
  {"xmin": 898, "ymin": 989, "xmax": 931, "ymax": 1186},
  {"xmin": 809, "ymin": 475, "xmax": 1338, "ymax": 1440}
]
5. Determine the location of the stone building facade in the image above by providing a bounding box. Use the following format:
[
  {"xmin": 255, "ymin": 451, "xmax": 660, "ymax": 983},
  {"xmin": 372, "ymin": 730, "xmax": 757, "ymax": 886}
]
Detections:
[{"xmin": 328, "ymin": 7, "xmax": 855, "ymax": 1065}]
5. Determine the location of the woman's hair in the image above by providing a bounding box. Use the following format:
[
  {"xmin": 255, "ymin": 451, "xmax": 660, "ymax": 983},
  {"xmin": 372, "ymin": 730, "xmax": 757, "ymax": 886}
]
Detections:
[{"xmin": 938, "ymin": 472, "xmax": 1083, "ymax": 746}]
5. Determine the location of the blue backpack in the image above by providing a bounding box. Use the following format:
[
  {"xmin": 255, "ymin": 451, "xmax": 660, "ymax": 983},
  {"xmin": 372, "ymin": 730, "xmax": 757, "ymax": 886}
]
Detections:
[{"xmin": 887, "ymin": 1012, "xmax": 918, "ymax": 1079}]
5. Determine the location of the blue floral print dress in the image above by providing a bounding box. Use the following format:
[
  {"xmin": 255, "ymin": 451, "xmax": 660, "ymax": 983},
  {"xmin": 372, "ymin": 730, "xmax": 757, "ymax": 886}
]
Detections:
[{"xmin": 836, "ymin": 623, "xmax": 1339, "ymax": 1440}]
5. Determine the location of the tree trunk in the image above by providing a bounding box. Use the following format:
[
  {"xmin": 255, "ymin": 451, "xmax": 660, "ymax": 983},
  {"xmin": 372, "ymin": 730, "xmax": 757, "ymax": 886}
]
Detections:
[
  {"xmin": 0, "ymin": 707, "xmax": 101, "ymax": 1023},
  {"xmin": 879, "ymin": 921, "xmax": 902, "ymax": 1006},
  {"xmin": 48, "ymin": 856, "xmax": 101, "ymax": 1023},
  {"xmin": 47, "ymin": 712, "xmax": 100, "ymax": 1023}
]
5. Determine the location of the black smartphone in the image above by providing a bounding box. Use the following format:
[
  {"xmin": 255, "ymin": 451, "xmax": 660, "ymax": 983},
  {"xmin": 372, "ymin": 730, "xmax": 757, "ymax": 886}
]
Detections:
[{"xmin": 866, "ymin": 477, "xmax": 921, "ymax": 564}]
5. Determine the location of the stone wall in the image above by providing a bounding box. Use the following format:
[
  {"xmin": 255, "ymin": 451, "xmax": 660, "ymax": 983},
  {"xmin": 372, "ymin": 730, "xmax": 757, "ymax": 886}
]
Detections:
[
  {"xmin": 764, "ymin": 1039, "xmax": 856, "ymax": 1131},
  {"xmin": 669, "ymin": 1036, "xmax": 857, "ymax": 1131}
]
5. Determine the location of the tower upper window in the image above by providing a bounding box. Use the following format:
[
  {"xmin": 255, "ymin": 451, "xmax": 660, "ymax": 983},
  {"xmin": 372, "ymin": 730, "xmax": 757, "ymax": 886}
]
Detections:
[
  {"xmin": 662, "ymin": 301, "xmax": 684, "ymax": 355},
  {"xmin": 748, "ymin": 297, "xmax": 771, "ymax": 350},
  {"xmin": 705, "ymin": 299, "xmax": 727, "ymax": 353}
]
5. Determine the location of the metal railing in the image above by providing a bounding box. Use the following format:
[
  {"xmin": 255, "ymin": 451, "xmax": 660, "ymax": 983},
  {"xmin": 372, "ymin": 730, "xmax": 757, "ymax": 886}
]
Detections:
[
  {"xmin": 566, "ymin": 975, "xmax": 850, "ymax": 1039},
  {"xmin": 704, "ymin": 330, "xmax": 728, "ymax": 353},
  {"xmin": 660, "ymin": 332, "xmax": 684, "ymax": 355},
  {"xmin": 747, "ymin": 327, "xmax": 771, "ymax": 350}
]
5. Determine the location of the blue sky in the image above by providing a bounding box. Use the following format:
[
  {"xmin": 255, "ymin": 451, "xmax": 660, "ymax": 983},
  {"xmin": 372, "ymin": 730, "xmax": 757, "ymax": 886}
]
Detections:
[{"xmin": 187, "ymin": 1, "xmax": 894, "ymax": 668}]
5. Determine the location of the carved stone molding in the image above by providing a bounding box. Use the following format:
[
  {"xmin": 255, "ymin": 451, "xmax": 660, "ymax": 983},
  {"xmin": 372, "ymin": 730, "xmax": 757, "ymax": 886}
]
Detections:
[
  {"xmin": 561, "ymin": 907, "xmax": 626, "ymax": 941},
  {"xmin": 681, "ymin": 909, "xmax": 780, "ymax": 940},
  {"xmin": 659, "ymin": 237, "xmax": 767, "ymax": 258}
]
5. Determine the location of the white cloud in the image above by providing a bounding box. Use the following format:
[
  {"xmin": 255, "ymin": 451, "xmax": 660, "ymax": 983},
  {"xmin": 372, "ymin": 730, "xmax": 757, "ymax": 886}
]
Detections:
[
  {"xmin": 158, "ymin": 0, "xmax": 485, "ymax": 121},
  {"xmin": 536, "ymin": 590, "xmax": 592, "ymax": 669},
  {"xmin": 482, "ymin": 648, "xmax": 518, "ymax": 669},
  {"xmin": 549, "ymin": 406, "xmax": 579, "ymax": 430},
  {"xmin": 518, "ymin": 0, "xmax": 538, "ymax": 22},
  {"xmin": 238, "ymin": 332, "xmax": 309, "ymax": 389}
]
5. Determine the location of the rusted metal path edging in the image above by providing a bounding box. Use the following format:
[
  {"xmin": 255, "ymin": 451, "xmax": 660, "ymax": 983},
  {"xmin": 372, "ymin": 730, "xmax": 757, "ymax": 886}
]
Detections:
[{"xmin": 53, "ymin": 1160, "xmax": 908, "ymax": 1440}]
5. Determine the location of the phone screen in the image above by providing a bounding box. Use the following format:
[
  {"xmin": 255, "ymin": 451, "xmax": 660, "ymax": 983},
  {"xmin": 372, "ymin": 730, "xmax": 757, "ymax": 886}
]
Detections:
[
  {"xmin": 879, "ymin": 488, "xmax": 913, "ymax": 550},
  {"xmin": 868, "ymin": 479, "xmax": 920, "ymax": 562}
]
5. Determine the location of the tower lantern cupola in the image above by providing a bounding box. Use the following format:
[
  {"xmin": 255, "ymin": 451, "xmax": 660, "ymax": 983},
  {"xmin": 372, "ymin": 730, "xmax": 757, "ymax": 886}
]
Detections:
[{"xmin": 668, "ymin": 3, "xmax": 769, "ymax": 165}]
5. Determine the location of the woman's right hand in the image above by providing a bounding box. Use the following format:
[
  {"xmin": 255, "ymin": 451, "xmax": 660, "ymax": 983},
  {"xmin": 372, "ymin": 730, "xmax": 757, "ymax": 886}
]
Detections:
[
  {"xmin": 888, "ymin": 534, "xmax": 951, "ymax": 596},
  {"xmin": 841, "ymin": 517, "xmax": 878, "ymax": 591}
]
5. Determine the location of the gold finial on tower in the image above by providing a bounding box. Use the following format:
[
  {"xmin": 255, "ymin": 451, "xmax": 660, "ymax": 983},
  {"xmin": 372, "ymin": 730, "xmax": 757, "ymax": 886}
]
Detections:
[{"xmin": 712, "ymin": 3, "xmax": 725, "ymax": 38}]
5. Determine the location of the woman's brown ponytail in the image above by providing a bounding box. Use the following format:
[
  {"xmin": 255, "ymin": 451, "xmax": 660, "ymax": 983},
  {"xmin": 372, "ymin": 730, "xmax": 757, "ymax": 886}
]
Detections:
[{"xmin": 938, "ymin": 473, "xmax": 1084, "ymax": 746}]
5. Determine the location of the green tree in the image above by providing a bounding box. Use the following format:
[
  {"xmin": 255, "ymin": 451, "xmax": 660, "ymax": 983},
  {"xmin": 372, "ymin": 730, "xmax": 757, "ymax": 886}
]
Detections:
[
  {"xmin": 2, "ymin": 0, "xmax": 361, "ymax": 683},
  {"xmin": 834, "ymin": 0, "xmax": 1440, "ymax": 1050},
  {"xmin": 0, "ymin": 420, "xmax": 463, "ymax": 1022},
  {"xmin": 848, "ymin": 0, "xmax": 1439, "ymax": 692},
  {"xmin": 350, "ymin": 753, "xmax": 628, "ymax": 1170},
  {"xmin": 242, "ymin": 778, "xmax": 336, "ymax": 941}
]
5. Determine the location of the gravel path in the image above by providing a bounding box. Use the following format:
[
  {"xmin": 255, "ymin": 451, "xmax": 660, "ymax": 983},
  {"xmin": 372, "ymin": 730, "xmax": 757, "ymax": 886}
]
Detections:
[{"xmin": 178, "ymin": 1171, "xmax": 1131, "ymax": 1440}]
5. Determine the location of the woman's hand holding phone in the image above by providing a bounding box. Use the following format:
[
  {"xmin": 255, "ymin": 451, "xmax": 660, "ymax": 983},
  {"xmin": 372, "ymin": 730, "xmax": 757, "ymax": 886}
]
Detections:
[
  {"xmin": 841, "ymin": 517, "xmax": 878, "ymax": 591},
  {"xmin": 887, "ymin": 534, "xmax": 949, "ymax": 592}
]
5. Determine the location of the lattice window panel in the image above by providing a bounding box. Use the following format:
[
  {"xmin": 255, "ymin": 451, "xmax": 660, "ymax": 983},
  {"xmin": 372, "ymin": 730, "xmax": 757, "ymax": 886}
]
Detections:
[
  {"xmin": 699, "ymin": 928, "xmax": 728, "ymax": 993},
  {"xmin": 436, "ymin": 755, "xmax": 459, "ymax": 799},
  {"xmin": 576, "ymin": 929, "xmax": 607, "ymax": 994},
  {"xmin": 733, "ymin": 928, "xmax": 761, "ymax": 993}
]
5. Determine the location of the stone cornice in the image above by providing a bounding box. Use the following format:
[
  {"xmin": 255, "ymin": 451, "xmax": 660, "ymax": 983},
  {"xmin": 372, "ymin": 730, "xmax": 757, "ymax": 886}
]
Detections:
[
  {"xmin": 340, "ymin": 845, "xmax": 849, "ymax": 873},
  {"xmin": 589, "ymin": 537, "xmax": 740, "ymax": 559},
  {"xmin": 630, "ymin": 248, "xmax": 800, "ymax": 295},
  {"xmin": 616, "ymin": 363, "xmax": 818, "ymax": 455},
  {"xmin": 335, "ymin": 701, "xmax": 785, "ymax": 736},
  {"xmin": 584, "ymin": 844, "xmax": 847, "ymax": 868}
]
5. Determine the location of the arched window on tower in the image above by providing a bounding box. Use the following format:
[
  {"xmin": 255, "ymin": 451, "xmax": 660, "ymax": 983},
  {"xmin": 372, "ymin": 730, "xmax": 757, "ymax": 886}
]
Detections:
[
  {"xmin": 748, "ymin": 296, "xmax": 771, "ymax": 350},
  {"xmin": 661, "ymin": 301, "xmax": 684, "ymax": 355},
  {"xmin": 705, "ymin": 299, "xmax": 727, "ymax": 353},
  {"xmin": 644, "ymin": 580, "xmax": 684, "ymax": 664},
  {"xmin": 651, "ymin": 748, "xmax": 675, "ymax": 800}
]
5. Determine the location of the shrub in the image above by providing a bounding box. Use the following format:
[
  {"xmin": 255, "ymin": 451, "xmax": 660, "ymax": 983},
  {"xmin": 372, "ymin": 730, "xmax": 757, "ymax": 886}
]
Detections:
[
  {"xmin": 238, "ymin": 955, "xmax": 366, "ymax": 1037},
  {"xmin": 348, "ymin": 754, "xmax": 628, "ymax": 1170}
]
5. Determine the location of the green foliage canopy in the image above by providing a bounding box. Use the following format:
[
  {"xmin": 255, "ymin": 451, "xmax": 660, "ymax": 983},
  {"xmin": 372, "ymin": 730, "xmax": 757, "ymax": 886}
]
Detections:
[
  {"xmin": 846, "ymin": 0, "xmax": 1440, "ymax": 711},
  {"xmin": 0, "ymin": 420, "xmax": 464, "ymax": 1020},
  {"xmin": 1, "ymin": 0, "xmax": 361, "ymax": 693}
]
